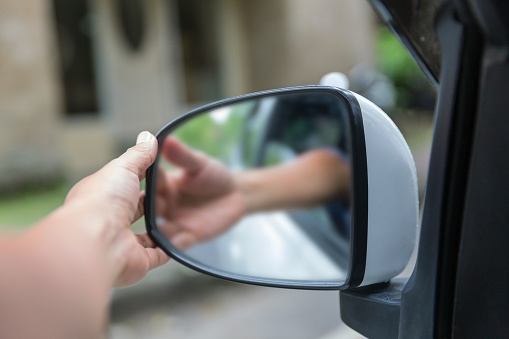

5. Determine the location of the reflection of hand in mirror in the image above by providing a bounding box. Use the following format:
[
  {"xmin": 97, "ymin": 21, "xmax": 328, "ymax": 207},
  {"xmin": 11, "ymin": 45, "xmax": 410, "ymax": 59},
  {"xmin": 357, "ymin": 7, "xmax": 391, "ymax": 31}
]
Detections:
[
  {"xmin": 238, "ymin": 148, "xmax": 350, "ymax": 214},
  {"xmin": 155, "ymin": 137, "xmax": 351, "ymax": 250},
  {"xmin": 154, "ymin": 137, "xmax": 247, "ymax": 249}
]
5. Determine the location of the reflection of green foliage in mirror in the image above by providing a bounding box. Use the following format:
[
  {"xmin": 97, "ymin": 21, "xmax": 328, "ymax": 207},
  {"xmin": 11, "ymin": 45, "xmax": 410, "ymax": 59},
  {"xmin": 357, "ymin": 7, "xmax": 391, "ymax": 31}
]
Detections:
[
  {"xmin": 172, "ymin": 102, "xmax": 254, "ymax": 163},
  {"xmin": 264, "ymin": 142, "xmax": 297, "ymax": 167},
  {"xmin": 242, "ymin": 106, "xmax": 272, "ymax": 167},
  {"xmin": 242, "ymin": 125, "xmax": 257, "ymax": 167},
  {"xmin": 242, "ymin": 112, "xmax": 269, "ymax": 167}
]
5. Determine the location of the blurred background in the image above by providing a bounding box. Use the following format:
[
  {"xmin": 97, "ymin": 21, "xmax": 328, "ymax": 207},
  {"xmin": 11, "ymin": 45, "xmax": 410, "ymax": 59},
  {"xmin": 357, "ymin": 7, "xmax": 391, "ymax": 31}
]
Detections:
[{"xmin": 0, "ymin": 0, "xmax": 435, "ymax": 338}]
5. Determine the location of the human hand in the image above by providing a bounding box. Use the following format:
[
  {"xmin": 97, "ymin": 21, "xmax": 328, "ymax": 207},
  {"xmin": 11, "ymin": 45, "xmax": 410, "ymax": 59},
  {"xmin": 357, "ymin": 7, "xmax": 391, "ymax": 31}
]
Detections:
[
  {"xmin": 153, "ymin": 137, "xmax": 247, "ymax": 250},
  {"xmin": 0, "ymin": 132, "xmax": 171, "ymax": 339},
  {"xmin": 65, "ymin": 131, "xmax": 170, "ymax": 287}
]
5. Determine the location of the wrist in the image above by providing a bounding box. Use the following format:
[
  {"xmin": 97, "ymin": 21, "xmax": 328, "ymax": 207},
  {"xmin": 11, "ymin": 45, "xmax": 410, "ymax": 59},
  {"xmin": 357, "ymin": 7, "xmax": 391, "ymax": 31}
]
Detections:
[
  {"xmin": 233, "ymin": 170, "xmax": 261, "ymax": 214},
  {"xmin": 39, "ymin": 199, "xmax": 124, "ymax": 287}
]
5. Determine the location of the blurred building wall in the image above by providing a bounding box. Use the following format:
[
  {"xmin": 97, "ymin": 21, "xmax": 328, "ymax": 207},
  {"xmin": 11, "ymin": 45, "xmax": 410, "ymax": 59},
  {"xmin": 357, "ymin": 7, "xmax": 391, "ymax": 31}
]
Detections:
[
  {"xmin": 0, "ymin": 0, "xmax": 374, "ymax": 190},
  {"xmin": 91, "ymin": 0, "xmax": 185, "ymax": 144},
  {"xmin": 237, "ymin": 0, "xmax": 374, "ymax": 92},
  {"xmin": 0, "ymin": 1, "xmax": 63, "ymax": 191},
  {"xmin": 60, "ymin": 0, "xmax": 186, "ymax": 179}
]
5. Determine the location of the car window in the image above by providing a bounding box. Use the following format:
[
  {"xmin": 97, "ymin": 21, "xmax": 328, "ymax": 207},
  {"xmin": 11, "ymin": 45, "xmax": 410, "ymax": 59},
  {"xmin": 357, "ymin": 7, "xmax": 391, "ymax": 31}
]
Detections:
[
  {"xmin": 262, "ymin": 94, "xmax": 349, "ymax": 159},
  {"xmin": 374, "ymin": 0, "xmax": 445, "ymax": 85}
]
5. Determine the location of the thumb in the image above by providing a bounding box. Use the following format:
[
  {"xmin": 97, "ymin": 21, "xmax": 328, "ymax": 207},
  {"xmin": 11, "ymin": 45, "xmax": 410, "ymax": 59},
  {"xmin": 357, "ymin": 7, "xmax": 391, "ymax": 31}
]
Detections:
[{"xmin": 116, "ymin": 131, "xmax": 158, "ymax": 180}]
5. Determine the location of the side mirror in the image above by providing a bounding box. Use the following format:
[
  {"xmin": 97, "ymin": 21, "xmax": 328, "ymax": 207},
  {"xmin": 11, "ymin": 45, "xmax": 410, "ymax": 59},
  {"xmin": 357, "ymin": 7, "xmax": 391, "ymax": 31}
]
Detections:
[{"xmin": 145, "ymin": 86, "xmax": 418, "ymax": 290}]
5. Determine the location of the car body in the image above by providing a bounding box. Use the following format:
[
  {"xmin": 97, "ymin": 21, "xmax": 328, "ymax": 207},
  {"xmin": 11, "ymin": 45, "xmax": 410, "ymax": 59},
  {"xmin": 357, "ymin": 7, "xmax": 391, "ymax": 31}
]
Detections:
[{"xmin": 340, "ymin": 0, "xmax": 509, "ymax": 337}]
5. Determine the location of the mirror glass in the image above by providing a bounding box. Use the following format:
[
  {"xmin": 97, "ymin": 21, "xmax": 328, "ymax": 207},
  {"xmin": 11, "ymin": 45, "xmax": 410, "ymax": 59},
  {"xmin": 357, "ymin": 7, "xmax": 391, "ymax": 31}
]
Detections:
[{"xmin": 151, "ymin": 92, "xmax": 353, "ymax": 283}]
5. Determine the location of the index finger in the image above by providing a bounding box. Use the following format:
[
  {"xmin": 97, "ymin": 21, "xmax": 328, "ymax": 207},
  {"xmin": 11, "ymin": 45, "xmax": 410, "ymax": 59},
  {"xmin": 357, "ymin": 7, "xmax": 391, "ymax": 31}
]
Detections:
[{"xmin": 160, "ymin": 137, "xmax": 206, "ymax": 174}]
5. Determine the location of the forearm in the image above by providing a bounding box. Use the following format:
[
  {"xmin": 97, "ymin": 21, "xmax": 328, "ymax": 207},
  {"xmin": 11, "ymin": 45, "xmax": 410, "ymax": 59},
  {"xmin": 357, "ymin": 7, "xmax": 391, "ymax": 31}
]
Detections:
[
  {"xmin": 0, "ymin": 201, "xmax": 116, "ymax": 339},
  {"xmin": 0, "ymin": 131, "xmax": 163, "ymax": 338},
  {"xmin": 234, "ymin": 166, "xmax": 311, "ymax": 213},
  {"xmin": 234, "ymin": 150, "xmax": 350, "ymax": 214}
]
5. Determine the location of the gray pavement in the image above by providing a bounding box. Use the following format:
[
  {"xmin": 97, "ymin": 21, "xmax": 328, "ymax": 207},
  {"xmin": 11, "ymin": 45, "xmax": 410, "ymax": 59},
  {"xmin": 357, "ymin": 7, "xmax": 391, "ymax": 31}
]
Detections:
[{"xmin": 109, "ymin": 262, "xmax": 365, "ymax": 339}]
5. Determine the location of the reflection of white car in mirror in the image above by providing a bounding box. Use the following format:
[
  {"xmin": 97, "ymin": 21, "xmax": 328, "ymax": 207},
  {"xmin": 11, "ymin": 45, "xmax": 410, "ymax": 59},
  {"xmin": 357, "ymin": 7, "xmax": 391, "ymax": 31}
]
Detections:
[{"xmin": 187, "ymin": 93, "xmax": 353, "ymax": 281}]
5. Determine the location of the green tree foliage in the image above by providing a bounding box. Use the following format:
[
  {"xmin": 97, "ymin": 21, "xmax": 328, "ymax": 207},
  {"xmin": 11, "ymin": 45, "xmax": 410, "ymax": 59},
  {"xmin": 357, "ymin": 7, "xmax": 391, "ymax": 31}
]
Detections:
[{"xmin": 376, "ymin": 27, "xmax": 434, "ymax": 110}]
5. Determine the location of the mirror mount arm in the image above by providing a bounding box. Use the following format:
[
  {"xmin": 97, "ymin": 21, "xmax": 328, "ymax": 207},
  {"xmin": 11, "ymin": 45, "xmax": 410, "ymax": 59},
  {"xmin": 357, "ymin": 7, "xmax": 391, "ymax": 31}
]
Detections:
[{"xmin": 340, "ymin": 278, "xmax": 406, "ymax": 339}]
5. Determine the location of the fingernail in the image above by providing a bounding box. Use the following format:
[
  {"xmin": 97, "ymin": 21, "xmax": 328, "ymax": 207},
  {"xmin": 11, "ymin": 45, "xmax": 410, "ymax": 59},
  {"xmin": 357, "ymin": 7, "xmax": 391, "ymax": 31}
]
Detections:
[{"xmin": 136, "ymin": 131, "xmax": 153, "ymax": 144}]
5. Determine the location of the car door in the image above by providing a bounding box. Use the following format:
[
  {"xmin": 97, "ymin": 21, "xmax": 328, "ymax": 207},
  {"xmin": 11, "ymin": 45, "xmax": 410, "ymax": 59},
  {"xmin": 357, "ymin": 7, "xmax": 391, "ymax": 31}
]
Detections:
[{"xmin": 341, "ymin": 1, "xmax": 509, "ymax": 337}]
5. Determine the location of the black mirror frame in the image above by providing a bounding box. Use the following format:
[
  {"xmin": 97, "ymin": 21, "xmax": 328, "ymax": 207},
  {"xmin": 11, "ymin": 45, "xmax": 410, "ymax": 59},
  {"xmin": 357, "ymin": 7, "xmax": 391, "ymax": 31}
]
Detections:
[{"xmin": 144, "ymin": 86, "xmax": 368, "ymax": 290}]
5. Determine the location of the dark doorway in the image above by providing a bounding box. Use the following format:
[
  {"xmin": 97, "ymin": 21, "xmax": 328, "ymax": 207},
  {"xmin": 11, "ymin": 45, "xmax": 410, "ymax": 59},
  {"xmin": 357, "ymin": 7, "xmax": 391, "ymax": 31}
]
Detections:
[
  {"xmin": 175, "ymin": 0, "xmax": 223, "ymax": 103},
  {"xmin": 52, "ymin": 0, "xmax": 100, "ymax": 116}
]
